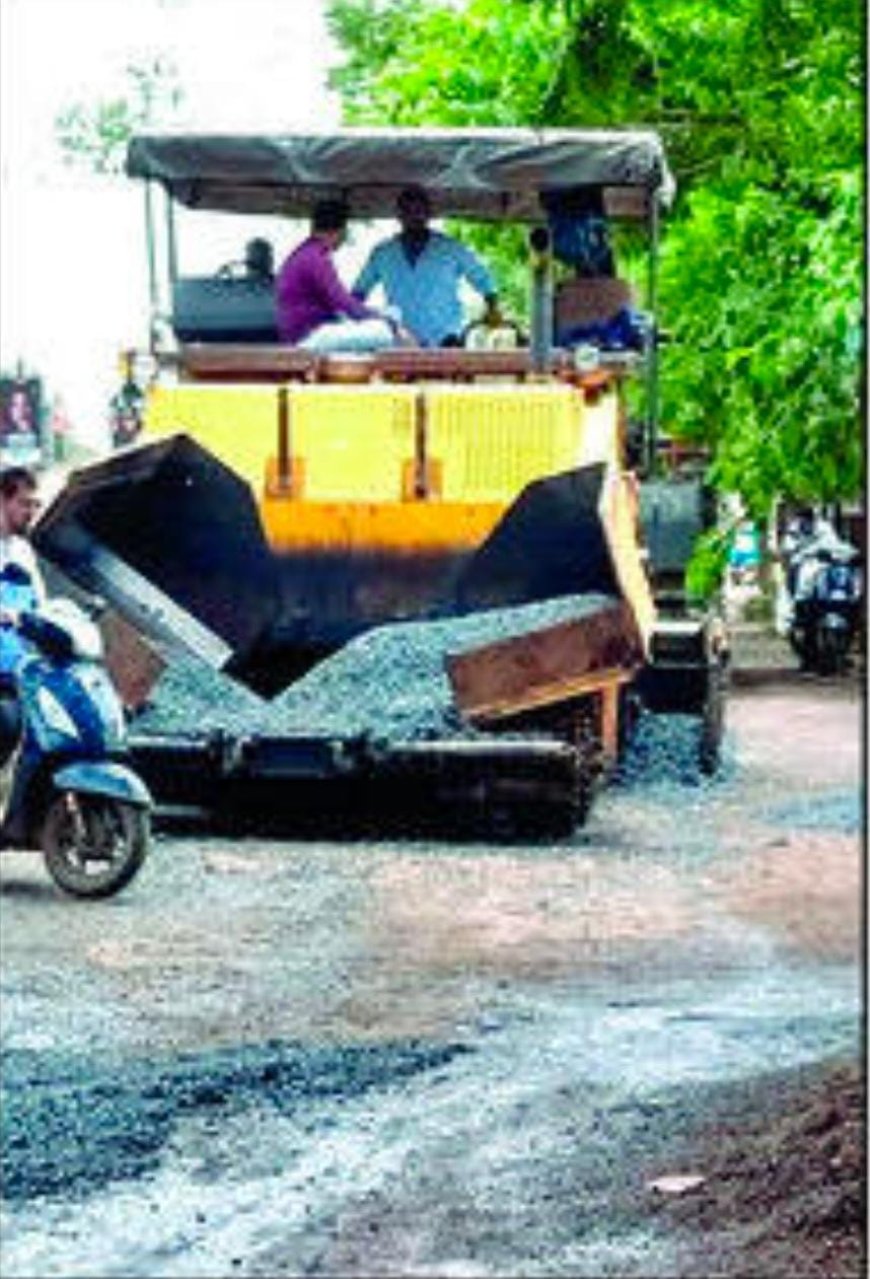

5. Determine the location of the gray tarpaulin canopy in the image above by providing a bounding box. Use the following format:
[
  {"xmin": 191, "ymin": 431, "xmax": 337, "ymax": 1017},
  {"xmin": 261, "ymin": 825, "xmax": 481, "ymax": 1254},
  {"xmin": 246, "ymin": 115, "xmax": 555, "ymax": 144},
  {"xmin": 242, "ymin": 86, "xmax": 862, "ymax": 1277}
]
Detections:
[{"xmin": 126, "ymin": 127, "xmax": 675, "ymax": 222}]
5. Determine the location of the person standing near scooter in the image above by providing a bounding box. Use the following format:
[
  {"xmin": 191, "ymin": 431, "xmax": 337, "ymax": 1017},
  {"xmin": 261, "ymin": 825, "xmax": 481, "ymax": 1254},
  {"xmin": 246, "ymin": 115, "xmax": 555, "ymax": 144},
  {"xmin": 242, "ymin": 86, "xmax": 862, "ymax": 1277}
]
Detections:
[
  {"xmin": 0, "ymin": 466, "xmax": 43, "ymax": 590},
  {"xmin": 1, "ymin": 465, "xmax": 153, "ymax": 896},
  {"xmin": 1, "ymin": 466, "xmax": 45, "ymax": 767}
]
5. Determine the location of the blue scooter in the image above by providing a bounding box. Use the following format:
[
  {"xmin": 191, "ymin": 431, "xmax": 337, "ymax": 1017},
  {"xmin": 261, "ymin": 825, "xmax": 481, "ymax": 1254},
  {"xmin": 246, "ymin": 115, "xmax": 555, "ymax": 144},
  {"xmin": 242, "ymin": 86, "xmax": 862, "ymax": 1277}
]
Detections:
[{"xmin": 0, "ymin": 568, "xmax": 152, "ymax": 897}]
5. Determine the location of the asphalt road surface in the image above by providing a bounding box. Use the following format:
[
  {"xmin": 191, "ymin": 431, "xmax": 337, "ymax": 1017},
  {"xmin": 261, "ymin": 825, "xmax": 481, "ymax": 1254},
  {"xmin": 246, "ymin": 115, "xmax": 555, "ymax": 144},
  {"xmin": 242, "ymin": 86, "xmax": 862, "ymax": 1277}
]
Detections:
[{"xmin": 0, "ymin": 677, "xmax": 862, "ymax": 1278}]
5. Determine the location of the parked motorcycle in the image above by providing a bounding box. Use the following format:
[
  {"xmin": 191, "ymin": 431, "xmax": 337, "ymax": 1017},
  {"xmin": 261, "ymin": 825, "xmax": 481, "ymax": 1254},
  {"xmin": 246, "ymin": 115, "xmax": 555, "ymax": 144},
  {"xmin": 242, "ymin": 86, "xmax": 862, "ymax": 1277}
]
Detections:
[
  {"xmin": 0, "ymin": 578, "xmax": 152, "ymax": 897},
  {"xmin": 783, "ymin": 519, "xmax": 862, "ymax": 675}
]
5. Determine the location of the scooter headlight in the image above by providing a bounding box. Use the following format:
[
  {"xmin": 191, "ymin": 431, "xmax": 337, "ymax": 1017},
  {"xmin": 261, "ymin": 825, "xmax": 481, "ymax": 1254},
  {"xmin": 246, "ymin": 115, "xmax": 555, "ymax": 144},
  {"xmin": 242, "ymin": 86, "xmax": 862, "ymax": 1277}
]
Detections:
[{"xmin": 35, "ymin": 686, "xmax": 80, "ymax": 742}]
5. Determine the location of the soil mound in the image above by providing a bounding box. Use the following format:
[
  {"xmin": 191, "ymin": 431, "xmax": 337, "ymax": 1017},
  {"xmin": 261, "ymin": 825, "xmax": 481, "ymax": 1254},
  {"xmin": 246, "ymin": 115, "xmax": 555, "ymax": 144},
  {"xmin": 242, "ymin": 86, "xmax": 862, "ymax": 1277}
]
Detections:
[{"xmin": 648, "ymin": 1057, "xmax": 865, "ymax": 1277}]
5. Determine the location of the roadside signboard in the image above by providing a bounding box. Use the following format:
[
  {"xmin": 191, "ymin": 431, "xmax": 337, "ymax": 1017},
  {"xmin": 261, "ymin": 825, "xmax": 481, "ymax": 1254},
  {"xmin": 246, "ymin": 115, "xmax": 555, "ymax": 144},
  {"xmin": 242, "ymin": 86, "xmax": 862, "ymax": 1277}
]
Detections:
[{"xmin": 0, "ymin": 375, "xmax": 44, "ymax": 467}]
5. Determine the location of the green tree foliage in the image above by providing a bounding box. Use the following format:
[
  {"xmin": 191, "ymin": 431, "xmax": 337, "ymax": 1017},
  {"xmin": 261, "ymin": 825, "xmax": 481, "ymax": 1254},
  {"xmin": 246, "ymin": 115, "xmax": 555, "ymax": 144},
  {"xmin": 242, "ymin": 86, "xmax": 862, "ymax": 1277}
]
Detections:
[
  {"xmin": 56, "ymin": 57, "xmax": 183, "ymax": 176},
  {"xmin": 326, "ymin": 0, "xmax": 864, "ymax": 514},
  {"xmin": 328, "ymin": 0, "xmax": 571, "ymax": 125}
]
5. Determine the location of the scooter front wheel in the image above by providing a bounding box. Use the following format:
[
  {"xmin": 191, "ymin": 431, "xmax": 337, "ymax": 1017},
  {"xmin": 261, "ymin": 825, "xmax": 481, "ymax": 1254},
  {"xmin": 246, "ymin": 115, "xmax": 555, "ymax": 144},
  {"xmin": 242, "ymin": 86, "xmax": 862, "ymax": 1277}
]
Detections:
[
  {"xmin": 41, "ymin": 792, "xmax": 149, "ymax": 898},
  {"xmin": 815, "ymin": 619, "xmax": 852, "ymax": 675}
]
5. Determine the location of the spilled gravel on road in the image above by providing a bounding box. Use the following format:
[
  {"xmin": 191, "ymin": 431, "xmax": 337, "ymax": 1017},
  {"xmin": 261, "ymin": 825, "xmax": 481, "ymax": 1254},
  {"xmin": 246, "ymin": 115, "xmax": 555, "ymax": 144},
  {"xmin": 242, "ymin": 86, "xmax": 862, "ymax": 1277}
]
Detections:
[
  {"xmin": 0, "ymin": 964, "xmax": 859, "ymax": 1278},
  {"xmin": 612, "ymin": 710, "xmax": 732, "ymax": 788},
  {"xmin": 0, "ymin": 680, "xmax": 861, "ymax": 1278},
  {"xmin": 0, "ymin": 1039, "xmax": 469, "ymax": 1204}
]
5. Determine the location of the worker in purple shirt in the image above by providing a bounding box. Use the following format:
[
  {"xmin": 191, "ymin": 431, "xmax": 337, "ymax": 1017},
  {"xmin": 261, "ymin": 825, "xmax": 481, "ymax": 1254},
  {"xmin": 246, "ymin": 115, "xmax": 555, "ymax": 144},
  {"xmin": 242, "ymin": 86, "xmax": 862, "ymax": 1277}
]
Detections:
[{"xmin": 275, "ymin": 200, "xmax": 406, "ymax": 351}]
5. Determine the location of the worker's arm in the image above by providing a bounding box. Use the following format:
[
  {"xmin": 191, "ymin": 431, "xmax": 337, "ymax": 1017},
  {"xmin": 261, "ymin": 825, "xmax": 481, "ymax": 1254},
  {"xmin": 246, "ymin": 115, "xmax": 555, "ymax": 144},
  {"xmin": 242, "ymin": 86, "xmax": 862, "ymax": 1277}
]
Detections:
[
  {"xmin": 351, "ymin": 248, "xmax": 382, "ymax": 301},
  {"xmin": 456, "ymin": 243, "xmax": 497, "ymax": 305},
  {"xmin": 314, "ymin": 252, "xmax": 376, "ymax": 322}
]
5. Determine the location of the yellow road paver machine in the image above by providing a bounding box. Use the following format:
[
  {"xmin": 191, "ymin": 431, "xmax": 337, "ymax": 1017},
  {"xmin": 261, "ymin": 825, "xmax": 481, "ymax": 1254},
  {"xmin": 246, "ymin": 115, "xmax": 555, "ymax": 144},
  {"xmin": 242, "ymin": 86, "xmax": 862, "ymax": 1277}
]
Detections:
[{"xmin": 33, "ymin": 128, "xmax": 728, "ymax": 836}]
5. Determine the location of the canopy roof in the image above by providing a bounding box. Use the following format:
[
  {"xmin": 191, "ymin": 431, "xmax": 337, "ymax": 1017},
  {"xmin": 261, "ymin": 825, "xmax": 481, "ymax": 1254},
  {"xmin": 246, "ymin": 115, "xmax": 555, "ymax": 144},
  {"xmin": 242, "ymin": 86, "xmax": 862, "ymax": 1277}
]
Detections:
[{"xmin": 126, "ymin": 127, "xmax": 675, "ymax": 222}]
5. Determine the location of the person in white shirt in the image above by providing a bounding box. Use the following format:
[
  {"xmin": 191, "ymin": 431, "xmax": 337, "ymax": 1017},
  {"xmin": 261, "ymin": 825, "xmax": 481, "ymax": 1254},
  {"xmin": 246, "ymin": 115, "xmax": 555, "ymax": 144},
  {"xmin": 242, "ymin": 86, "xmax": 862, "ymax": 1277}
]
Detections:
[
  {"xmin": 352, "ymin": 185, "xmax": 500, "ymax": 348},
  {"xmin": 1, "ymin": 466, "xmax": 46, "ymax": 766},
  {"xmin": 1, "ymin": 466, "xmax": 45, "ymax": 610}
]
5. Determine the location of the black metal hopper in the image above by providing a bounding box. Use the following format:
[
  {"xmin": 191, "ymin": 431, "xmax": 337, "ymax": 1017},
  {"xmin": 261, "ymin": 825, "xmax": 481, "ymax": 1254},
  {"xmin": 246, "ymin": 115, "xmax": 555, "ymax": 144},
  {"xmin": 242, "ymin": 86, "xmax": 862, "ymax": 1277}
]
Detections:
[{"xmin": 33, "ymin": 434, "xmax": 282, "ymax": 671}]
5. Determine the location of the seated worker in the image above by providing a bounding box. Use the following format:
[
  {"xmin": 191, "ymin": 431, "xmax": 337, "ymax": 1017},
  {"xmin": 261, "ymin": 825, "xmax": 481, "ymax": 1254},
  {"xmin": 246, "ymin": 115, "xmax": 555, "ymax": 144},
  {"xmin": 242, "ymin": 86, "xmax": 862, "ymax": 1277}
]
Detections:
[
  {"xmin": 243, "ymin": 237, "xmax": 274, "ymax": 282},
  {"xmin": 544, "ymin": 187, "xmax": 615, "ymax": 280},
  {"xmin": 217, "ymin": 237, "xmax": 275, "ymax": 282},
  {"xmin": 352, "ymin": 185, "xmax": 501, "ymax": 348},
  {"xmin": 275, "ymin": 200, "xmax": 405, "ymax": 352}
]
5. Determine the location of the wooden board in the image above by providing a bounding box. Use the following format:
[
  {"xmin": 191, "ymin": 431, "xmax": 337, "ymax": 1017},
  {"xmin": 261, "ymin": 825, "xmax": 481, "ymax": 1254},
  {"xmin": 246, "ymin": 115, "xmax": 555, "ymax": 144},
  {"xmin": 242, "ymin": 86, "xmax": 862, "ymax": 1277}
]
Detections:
[
  {"xmin": 446, "ymin": 599, "xmax": 643, "ymax": 723},
  {"xmin": 99, "ymin": 610, "xmax": 167, "ymax": 712}
]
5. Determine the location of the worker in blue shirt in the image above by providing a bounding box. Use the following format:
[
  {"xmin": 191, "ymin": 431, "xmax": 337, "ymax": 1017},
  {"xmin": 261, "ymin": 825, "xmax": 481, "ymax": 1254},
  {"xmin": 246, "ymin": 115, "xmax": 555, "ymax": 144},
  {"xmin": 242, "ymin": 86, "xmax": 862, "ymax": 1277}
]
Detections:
[{"xmin": 352, "ymin": 185, "xmax": 500, "ymax": 348}]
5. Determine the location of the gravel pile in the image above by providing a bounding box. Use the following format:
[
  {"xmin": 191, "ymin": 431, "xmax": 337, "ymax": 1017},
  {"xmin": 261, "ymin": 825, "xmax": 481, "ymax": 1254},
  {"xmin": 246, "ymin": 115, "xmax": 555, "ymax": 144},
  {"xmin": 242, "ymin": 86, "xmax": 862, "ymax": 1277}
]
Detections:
[
  {"xmin": 130, "ymin": 657, "xmax": 269, "ymax": 739},
  {"xmin": 132, "ymin": 593, "xmax": 620, "ymax": 745}
]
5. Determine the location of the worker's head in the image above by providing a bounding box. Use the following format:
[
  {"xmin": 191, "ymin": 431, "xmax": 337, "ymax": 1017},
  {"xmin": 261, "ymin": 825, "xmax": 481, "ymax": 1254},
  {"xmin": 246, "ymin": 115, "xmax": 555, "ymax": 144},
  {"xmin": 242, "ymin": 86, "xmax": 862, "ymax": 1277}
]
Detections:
[
  {"xmin": 244, "ymin": 237, "xmax": 274, "ymax": 280},
  {"xmin": 311, "ymin": 199, "xmax": 350, "ymax": 248},
  {"xmin": 0, "ymin": 466, "xmax": 40, "ymax": 538},
  {"xmin": 396, "ymin": 185, "xmax": 432, "ymax": 233}
]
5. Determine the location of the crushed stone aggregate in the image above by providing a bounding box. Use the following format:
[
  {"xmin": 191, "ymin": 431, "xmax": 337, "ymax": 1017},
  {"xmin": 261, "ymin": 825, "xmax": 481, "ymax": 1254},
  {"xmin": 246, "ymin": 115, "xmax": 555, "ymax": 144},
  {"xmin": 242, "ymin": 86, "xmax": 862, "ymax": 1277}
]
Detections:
[
  {"xmin": 132, "ymin": 593, "xmax": 619, "ymax": 745},
  {"xmin": 0, "ymin": 1040, "xmax": 469, "ymax": 1204}
]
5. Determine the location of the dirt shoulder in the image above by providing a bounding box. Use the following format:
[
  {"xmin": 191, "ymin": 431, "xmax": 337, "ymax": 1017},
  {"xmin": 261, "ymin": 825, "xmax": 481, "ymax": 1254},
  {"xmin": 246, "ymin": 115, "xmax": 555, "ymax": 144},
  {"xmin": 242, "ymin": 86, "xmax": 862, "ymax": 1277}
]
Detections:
[{"xmin": 647, "ymin": 1056, "xmax": 865, "ymax": 1279}]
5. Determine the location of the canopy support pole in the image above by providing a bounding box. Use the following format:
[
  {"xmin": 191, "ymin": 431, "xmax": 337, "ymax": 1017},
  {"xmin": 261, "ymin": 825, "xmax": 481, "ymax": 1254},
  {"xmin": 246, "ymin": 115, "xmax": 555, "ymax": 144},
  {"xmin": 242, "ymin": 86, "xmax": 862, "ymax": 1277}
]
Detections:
[
  {"xmin": 165, "ymin": 187, "xmax": 178, "ymax": 285},
  {"xmin": 644, "ymin": 191, "xmax": 661, "ymax": 475},
  {"xmin": 145, "ymin": 181, "xmax": 160, "ymax": 353}
]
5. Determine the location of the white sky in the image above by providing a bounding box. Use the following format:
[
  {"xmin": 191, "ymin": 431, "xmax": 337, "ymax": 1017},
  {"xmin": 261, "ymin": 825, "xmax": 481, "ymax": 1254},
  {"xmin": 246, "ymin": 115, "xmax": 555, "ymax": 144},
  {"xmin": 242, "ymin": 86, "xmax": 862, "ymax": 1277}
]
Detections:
[{"xmin": 0, "ymin": 0, "xmax": 343, "ymax": 440}]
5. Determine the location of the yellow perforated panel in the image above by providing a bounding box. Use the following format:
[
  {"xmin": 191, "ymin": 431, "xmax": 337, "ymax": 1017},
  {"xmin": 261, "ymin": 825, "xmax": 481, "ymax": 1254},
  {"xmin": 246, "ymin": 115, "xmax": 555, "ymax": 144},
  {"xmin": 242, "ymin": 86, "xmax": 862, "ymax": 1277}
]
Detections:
[
  {"xmin": 145, "ymin": 384, "xmax": 280, "ymax": 490},
  {"xmin": 425, "ymin": 384, "xmax": 598, "ymax": 501},
  {"xmin": 289, "ymin": 386, "xmax": 416, "ymax": 501},
  {"xmin": 145, "ymin": 380, "xmax": 622, "ymax": 506}
]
